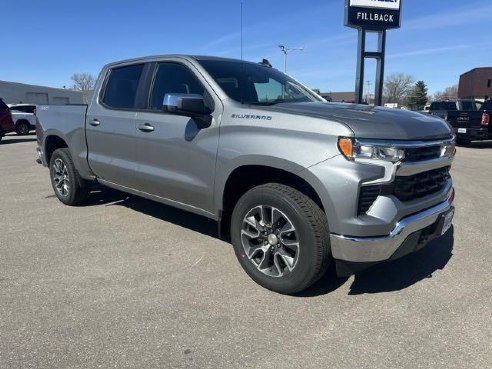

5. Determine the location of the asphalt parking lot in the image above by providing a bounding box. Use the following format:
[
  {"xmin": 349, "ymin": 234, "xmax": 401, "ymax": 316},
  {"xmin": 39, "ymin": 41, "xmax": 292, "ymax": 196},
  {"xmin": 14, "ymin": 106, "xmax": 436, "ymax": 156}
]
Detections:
[{"xmin": 0, "ymin": 134, "xmax": 491, "ymax": 369}]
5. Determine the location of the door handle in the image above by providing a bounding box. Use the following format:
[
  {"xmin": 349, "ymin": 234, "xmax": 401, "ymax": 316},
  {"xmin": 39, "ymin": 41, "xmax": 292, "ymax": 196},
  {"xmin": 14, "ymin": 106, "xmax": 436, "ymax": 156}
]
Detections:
[
  {"xmin": 138, "ymin": 123, "xmax": 155, "ymax": 132},
  {"xmin": 89, "ymin": 119, "xmax": 100, "ymax": 127}
]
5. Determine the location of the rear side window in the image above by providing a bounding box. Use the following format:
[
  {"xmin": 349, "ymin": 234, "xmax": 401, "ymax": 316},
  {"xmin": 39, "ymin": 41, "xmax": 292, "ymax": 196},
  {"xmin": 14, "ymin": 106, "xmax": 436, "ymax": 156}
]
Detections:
[
  {"xmin": 103, "ymin": 64, "xmax": 144, "ymax": 109},
  {"xmin": 445, "ymin": 102, "xmax": 457, "ymax": 110},
  {"xmin": 461, "ymin": 101, "xmax": 474, "ymax": 110},
  {"xmin": 11, "ymin": 106, "xmax": 35, "ymax": 113},
  {"xmin": 482, "ymin": 101, "xmax": 492, "ymax": 110},
  {"xmin": 149, "ymin": 63, "xmax": 204, "ymax": 110}
]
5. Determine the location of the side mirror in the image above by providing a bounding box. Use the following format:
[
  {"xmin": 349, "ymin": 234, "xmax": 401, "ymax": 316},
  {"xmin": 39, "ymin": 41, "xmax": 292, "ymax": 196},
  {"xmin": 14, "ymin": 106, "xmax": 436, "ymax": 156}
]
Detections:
[
  {"xmin": 163, "ymin": 93, "xmax": 209, "ymax": 116},
  {"xmin": 163, "ymin": 93, "xmax": 212, "ymax": 129}
]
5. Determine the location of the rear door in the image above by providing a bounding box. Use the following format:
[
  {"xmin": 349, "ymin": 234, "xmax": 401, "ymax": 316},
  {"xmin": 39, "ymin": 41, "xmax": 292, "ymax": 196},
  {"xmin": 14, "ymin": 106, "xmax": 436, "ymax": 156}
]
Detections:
[
  {"xmin": 133, "ymin": 60, "xmax": 221, "ymax": 214},
  {"xmin": 86, "ymin": 63, "xmax": 146, "ymax": 188}
]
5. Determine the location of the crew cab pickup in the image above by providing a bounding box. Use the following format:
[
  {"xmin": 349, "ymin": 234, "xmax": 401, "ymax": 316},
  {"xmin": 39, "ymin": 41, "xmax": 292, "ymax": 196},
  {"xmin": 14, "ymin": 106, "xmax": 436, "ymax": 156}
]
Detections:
[
  {"xmin": 445, "ymin": 100, "xmax": 492, "ymax": 145},
  {"xmin": 428, "ymin": 99, "xmax": 481, "ymax": 119},
  {"xmin": 36, "ymin": 55, "xmax": 456, "ymax": 294}
]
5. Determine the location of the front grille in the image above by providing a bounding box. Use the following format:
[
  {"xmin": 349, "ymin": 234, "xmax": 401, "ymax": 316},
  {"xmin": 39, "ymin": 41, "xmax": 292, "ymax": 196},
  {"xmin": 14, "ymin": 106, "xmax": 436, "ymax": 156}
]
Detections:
[
  {"xmin": 357, "ymin": 166, "xmax": 450, "ymax": 215},
  {"xmin": 404, "ymin": 145, "xmax": 441, "ymax": 162},
  {"xmin": 390, "ymin": 166, "xmax": 450, "ymax": 202}
]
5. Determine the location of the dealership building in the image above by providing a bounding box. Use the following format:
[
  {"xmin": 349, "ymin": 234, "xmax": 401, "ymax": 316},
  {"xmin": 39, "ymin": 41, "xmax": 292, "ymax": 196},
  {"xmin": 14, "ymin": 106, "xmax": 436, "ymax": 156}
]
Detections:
[
  {"xmin": 0, "ymin": 80, "xmax": 83, "ymax": 105},
  {"xmin": 458, "ymin": 67, "xmax": 492, "ymax": 101}
]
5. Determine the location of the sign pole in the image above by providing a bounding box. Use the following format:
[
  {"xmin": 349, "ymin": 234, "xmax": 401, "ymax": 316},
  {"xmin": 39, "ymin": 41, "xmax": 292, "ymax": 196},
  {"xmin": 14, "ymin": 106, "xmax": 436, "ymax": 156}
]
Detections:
[
  {"xmin": 355, "ymin": 29, "xmax": 366, "ymax": 104},
  {"xmin": 374, "ymin": 30, "xmax": 386, "ymax": 106},
  {"xmin": 345, "ymin": 0, "xmax": 401, "ymax": 106}
]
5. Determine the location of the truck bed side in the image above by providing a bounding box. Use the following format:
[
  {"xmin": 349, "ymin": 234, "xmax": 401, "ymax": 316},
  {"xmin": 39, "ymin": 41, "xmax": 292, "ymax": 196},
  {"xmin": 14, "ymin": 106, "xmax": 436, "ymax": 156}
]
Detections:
[{"xmin": 36, "ymin": 104, "xmax": 93, "ymax": 179}]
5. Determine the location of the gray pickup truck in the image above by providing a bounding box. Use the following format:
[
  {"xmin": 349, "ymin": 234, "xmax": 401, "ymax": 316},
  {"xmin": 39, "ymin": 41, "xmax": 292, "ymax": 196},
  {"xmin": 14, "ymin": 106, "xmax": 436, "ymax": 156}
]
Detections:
[{"xmin": 36, "ymin": 55, "xmax": 456, "ymax": 294}]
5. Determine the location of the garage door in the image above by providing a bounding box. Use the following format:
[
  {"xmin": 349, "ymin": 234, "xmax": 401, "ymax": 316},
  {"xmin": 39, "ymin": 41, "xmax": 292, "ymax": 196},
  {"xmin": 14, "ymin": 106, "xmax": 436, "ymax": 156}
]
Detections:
[{"xmin": 26, "ymin": 92, "xmax": 48, "ymax": 105}]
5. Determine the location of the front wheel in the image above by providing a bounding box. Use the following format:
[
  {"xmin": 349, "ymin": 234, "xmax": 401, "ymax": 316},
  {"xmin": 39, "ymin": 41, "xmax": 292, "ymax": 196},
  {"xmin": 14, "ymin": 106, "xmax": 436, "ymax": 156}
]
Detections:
[
  {"xmin": 231, "ymin": 183, "xmax": 331, "ymax": 294},
  {"xmin": 49, "ymin": 148, "xmax": 89, "ymax": 205}
]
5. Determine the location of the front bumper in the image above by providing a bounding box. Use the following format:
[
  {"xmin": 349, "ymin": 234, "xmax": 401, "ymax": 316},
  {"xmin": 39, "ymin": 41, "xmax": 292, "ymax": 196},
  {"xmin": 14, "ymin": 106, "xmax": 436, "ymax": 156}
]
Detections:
[{"xmin": 330, "ymin": 198, "xmax": 454, "ymax": 275}]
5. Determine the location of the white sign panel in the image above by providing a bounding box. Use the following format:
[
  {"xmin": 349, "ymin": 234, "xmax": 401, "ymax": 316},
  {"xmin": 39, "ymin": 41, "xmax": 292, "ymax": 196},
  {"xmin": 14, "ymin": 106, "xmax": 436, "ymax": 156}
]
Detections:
[{"xmin": 350, "ymin": 0, "xmax": 400, "ymax": 10}]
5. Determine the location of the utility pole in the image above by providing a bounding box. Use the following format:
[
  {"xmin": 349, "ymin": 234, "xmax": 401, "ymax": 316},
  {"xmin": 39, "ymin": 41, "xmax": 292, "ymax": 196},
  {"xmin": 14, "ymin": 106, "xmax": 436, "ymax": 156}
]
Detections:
[
  {"xmin": 366, "ymin": 80, "xmax": 372, "ymax": 103},
  {"xmin": 278, "ymin": 44, "xmax": 304, "ymax": 73}
]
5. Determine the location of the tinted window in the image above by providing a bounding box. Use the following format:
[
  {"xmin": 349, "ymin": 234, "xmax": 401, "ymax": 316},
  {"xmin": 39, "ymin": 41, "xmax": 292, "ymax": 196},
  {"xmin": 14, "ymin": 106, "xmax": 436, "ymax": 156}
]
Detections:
[
  {"xmin": 445, "ymin": 102, "xmax": 457, "ymax": 110},
  {"xmin": 199, "ymin": 60, "xmax": 321, "ymax": 105},
  {"xmin": 430, "ymin": 102, "xmax": 442, "ymax": 110},
  {"xmin": 103, "ymin": 64, "xmax": 144, "ymax": 109},
  {"xmin": 10, "ymin": 105, "xmax": 34, "ymax": 113},
  {"xmin": 149, "ymin": 63, "xmax": 205, "ymax": 110},
  {"xmin": 482, "ymin": 101, "xmax": 492, "ymax": 110},
  {"xmin": 461, "ymin": 101, "xmax": 473, "ymax": 110}
]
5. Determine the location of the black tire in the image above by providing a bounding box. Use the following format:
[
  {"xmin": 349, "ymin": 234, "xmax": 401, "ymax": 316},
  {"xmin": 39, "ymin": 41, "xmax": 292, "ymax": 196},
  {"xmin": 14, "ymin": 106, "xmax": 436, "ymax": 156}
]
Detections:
[
  {"xmin": 0, "ymin": 127, "xmax": 3, "ymax": 143},
  {"xmin": 231, "ymin": 183, "xmax": 331, "ymax": 294},
  {"xmin": 15, "ymin": 120, "xmax": 31, "ymax": 135},
  {"xmin": 456, "ymin": 137, "xmax": 471, "ymax": 146},
  {"xmin": 49, "ymin": 148, "xmax": 89, "ymax": 205}
]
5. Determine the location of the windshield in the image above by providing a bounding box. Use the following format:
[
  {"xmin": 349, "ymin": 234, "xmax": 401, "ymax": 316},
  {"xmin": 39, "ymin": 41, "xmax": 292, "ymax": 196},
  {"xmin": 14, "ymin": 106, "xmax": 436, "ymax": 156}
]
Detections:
[{"xmin": 198, "ymin": 59, "xmax": 323, "ymax": 105}]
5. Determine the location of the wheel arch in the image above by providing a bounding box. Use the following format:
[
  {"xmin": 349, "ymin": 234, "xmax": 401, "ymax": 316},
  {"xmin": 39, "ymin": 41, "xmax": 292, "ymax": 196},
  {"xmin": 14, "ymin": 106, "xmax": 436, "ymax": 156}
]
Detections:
[
  {"xmin": 219, "ymin": 164, "xmax": 326, "ymax": 236},
  {"xmin": 44, "ymin": 134, "xmax": 69, "ymax": 164}
]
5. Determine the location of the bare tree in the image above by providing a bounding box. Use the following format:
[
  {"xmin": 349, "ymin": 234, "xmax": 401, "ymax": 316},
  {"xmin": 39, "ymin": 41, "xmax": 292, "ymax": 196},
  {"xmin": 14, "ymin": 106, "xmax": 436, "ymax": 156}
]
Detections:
[
  {"xmin": 432, "ymin": 84, "xmax": 458, "ymax": 101},
  {"xmin": 384, "ymin": 73, "xmax": 415, "ymax": 105},
  {"xmin": 70, "ymin": 73, "xmax": 96, "ymax": 91}
]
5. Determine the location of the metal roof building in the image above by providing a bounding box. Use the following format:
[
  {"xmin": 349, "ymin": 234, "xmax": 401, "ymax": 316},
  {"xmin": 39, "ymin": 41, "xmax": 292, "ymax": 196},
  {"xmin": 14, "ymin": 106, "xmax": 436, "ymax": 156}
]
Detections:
[{"xmin": 0, "ymin": 80, "xmax": 83, "ymax": 105}]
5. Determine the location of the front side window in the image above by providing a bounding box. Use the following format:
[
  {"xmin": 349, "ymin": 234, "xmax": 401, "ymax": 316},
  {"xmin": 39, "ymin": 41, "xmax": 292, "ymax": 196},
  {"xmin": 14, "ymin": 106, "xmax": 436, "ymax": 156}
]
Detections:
[
  {"xmin": 103, "ymin": 64, "xmax": 144, "ymax": 109},
  {"xmin": 149, "ymin": 63, "xmax": 205, "ymax": 110},
  {"xmin": 198, "ymin": 60, "xmax": 322, "ymax": 105}
]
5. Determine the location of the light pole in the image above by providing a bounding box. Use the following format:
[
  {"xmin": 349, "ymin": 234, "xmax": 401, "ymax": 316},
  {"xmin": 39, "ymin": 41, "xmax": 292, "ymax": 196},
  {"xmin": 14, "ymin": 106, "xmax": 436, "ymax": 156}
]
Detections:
[{"xmin": 278, "ymin": 44, "xmax": 304, "ymax": 73}]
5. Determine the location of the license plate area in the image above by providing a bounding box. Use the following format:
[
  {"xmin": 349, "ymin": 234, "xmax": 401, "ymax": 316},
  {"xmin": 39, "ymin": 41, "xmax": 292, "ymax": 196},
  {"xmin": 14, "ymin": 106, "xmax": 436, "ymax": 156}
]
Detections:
[{"xmin": 441, "ymin": 209, "xmax": 455, "ymax": 235}]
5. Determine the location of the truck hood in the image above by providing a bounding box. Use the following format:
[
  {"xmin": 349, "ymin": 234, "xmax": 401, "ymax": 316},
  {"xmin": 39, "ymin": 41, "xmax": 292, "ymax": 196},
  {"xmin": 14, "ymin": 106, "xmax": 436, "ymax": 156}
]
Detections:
[{"xmin": 267, "ymin": 102, "xmax": 452, "ymax": 141}]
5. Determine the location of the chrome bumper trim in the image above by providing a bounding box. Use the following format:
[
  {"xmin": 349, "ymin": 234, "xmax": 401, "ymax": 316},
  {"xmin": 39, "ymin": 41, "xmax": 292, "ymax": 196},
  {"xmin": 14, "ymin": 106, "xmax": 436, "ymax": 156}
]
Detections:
[{"xmin": 330, "ymin": 200, "xmax": 453, "ymax": 263}]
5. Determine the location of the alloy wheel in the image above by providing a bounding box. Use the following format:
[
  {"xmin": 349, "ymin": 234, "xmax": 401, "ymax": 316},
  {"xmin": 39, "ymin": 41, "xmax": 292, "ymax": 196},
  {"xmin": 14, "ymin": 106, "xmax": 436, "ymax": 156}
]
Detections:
[{"xmin": 241, "ymin": 205, "xmax": 300, "ymax": 277}]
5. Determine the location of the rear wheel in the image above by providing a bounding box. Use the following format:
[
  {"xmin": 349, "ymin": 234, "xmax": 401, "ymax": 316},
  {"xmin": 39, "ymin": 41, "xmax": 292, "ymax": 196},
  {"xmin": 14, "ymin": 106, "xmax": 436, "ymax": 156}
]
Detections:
[
  {"xmin": 231, "ymin": 183, "xmax": 331, "ymax": 294},
  {"xmin": 0, "ymin": 127, "xmax": 4, "ymax": 142},
  {"xmin": 49, "ymin": 148, "xmax": 89, "ymax": 205},
  {"xmin": 15, "ymin": 120, "xmax": 30, "ymax": 135}
]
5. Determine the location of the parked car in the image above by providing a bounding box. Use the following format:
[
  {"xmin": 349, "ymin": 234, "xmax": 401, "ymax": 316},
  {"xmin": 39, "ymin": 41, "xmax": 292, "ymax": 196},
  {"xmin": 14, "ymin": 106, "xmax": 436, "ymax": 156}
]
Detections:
[
  {"xmin": 36, "ymin": 55, "xmax": 456, "ymax": 294},
  {"xmin": 0, "ymin": 98, "xmax": 15, "ymax": 142},
  {"xmin": 8, "ymin": 104, "xmax": 37, "ymax": 135},
  {"xmin": 427, "ymin": 99, "xmax": 482, "ymax": 119},
  {"xmin": 445, "ymin": 99, "xmax": 492, "ymax": 145}
]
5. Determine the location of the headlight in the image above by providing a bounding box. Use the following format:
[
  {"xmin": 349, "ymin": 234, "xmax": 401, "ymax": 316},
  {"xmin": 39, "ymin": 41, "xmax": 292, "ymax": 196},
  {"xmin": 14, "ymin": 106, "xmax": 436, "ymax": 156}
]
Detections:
[
  {"xmin": 441, "ymin": 142, "xmax": 456, "ymax": 158},
  {"xmin": 338, "ymin": 137, "xmax": 405, "ymax": 163}
]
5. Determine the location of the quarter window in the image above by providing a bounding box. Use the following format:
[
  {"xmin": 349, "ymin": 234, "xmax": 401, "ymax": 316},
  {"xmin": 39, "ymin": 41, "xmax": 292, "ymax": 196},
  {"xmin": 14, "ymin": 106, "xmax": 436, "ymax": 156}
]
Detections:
[{"xmin": 103, "ymin": 64, "xmax": 144, "ymax": 109}]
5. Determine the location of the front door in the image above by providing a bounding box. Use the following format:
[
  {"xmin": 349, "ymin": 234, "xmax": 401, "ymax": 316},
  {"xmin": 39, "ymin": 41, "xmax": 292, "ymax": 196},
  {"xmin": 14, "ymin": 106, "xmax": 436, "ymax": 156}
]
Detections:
[{"xmin": 133, "ymin": 61, "xmax": 221, "ymax": 214}]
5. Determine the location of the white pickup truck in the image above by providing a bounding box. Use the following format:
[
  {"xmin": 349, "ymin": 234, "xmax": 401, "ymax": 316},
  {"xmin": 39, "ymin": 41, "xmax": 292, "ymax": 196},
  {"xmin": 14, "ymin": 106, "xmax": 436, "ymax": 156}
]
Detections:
[{"xmin": 8, "ymin": 104, "xmax": 37, "ymax": 135}]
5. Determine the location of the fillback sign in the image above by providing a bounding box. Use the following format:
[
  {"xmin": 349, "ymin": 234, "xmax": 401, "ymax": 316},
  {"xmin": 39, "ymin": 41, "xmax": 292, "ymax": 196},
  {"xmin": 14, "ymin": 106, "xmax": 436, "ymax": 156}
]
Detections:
[{"xmin": 345, "ymin": 0, "xmax": 402, "ymax": 30}]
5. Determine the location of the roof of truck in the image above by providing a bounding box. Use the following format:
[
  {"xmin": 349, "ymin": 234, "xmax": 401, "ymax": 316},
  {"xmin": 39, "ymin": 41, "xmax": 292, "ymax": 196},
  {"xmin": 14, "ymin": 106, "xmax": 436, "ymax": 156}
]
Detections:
[{"xmin": 103, "ymin": 55, "xmax": 260, "ymax": 69}]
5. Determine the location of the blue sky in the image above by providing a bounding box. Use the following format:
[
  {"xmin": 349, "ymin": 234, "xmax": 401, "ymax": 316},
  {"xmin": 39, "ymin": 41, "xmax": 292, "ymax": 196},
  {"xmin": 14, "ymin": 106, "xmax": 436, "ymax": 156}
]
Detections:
[{"xmin": 2, "ymin": 0, "xmax": 491, "ymax": 95}]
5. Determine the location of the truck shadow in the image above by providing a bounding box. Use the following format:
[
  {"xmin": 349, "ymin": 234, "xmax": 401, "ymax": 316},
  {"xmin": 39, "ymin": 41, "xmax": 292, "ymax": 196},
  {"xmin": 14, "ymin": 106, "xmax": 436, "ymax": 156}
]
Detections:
[
  {"xmin": 0, "ymin": 136, "xmax": 37, "ymax": 145},
  {"xmin": 298, "ymin": 227, "xmax": 454, "ymax": 297},
  {"xmin": 83, "ymin": 187, "xmax": 454, "ymax": 296},
  {"xmin": 465, "ymin": 141, "xmax": 492, "ymax": 149},
  {"xmin": 85, "ymin": 187, "xmax": 219, "ymax": 238}
]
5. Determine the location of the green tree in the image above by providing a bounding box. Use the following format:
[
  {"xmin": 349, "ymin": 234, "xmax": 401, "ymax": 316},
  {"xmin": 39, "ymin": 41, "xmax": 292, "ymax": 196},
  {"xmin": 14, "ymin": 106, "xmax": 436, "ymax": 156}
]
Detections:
[{"xmin": 406, "ymin": 81, "xmax": 428, "ymax": 110}]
